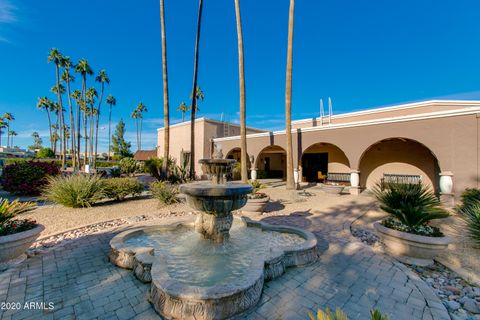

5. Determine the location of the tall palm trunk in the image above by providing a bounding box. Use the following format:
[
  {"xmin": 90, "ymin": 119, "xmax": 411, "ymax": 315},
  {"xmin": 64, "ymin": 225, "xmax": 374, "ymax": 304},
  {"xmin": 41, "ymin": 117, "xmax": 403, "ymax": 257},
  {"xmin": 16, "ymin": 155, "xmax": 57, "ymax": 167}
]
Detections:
[
  {"xmin": 83, "ymin": 109, "xmax": 88, "ymax": 167},
  {"xmin": 46, "ymin": 110, "xmax": 53, "ymax": 150},
  {"xmin": 139, "ymin": 117, "xmax": 143, "ymax": 150},
  {"xmin": 285, "ymin": 0, "xmax": 295, "ymax": 190},
  {"xmin": 135, "ymin": 119, "xmax": 139, "ymax": 151},
  {"xmin": 94, "ymin": 83, "xmax": 104, "ymax": 169},
  {"xmin": 5, "ymin": 122, "xmax": 9, "ymax": 148},
  {"xmin": 65, "ymin": 73, "xmax": 76, "ymax": 170},
  {"xmin": 89, "ymin": 112, "xmax": 94, "ymax": 165},
  {"xmin": 107, "ymin": 105, "xmax": 112, "ymax": 161},
  {"xmin": 234, "ymin": 0, "xmax": 248, "ymax": 183},
  {"xmin": 189, "ymin": 0, "xmax": 203, "ymax": 180},
  {"xmin": 160, "ymin": 0, "xmax": 170, "ymax": 178},
  {"xmin": 54, "ymin": 64, "xmax": 66, "ymax": 167}
]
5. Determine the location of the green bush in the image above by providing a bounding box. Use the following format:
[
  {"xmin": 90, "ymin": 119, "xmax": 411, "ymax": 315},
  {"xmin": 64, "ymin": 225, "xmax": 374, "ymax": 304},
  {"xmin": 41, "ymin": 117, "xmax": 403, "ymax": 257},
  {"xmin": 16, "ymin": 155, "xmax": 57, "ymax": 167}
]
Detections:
[
  {"xmin": 308, "ymin": 308, "xmax": 388, "ymax": 320},
  {"xmin": 460, "ymin": 200, "xmax": 480, "ymax": 246},
  {"xmin": 150, "ymin": 181, "xmax": 179, "ymax": 205},
  {"xmin": 459, "ymin": 188, "xmax": 480, "ymax": 211},
  {"xmin": 103, "ymin": 178, "xmax": 144, "ymax": 201},
  {"xmin": 43, "ymin": 174, "xmax": 106, "ymax": 208},
  {"xmin": 36, "ymin": 147, "xmax": 55, "ymax": 158},
  {"xmin": 374, "ymin": 182, "xmax": 449, "ymax": 229},
  {"xmin": 144, "ymin": 157, "xmax": 175, "ymax": 180},
  {"xmin": 119, "ymin": 157, "xmax": 137, "ymax": 176},
  {"xmin": 248, "ymin": 180, "xmax": 265, "ymax": 194}
]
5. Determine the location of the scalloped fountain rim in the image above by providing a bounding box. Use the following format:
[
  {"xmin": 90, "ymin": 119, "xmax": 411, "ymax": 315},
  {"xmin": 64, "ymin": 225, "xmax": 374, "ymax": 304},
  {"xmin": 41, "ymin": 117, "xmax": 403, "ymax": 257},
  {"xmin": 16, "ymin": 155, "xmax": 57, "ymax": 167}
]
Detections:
[{"xmin": 109, "ymin": 216, "xmax": 318, "ymax": 319}]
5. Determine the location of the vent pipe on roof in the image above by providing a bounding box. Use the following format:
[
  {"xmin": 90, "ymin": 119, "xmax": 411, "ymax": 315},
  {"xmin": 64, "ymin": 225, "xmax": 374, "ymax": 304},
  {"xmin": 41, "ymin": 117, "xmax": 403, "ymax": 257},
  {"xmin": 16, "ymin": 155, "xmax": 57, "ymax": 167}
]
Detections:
[
  {"xmin": 328, "ymin": 97, "xmax": 333, "ymax": 124},
  {"xmin": 320, "ymin": 98, "xmax": 324, "ymax": 127}
]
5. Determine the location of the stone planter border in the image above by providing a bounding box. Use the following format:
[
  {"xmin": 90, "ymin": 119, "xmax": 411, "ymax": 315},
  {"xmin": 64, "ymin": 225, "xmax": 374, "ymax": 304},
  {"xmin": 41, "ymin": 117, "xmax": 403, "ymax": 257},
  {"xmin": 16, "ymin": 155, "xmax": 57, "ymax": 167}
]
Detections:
[
  {"xmin": 109, "ymin": 216, "xmax": 318, "ymax": 320},
  {"xmin": 374, "ymin": 222, "xmax": 452, "ymax": 266},
  {"xmin": 0, "ymin": 224, "xmax": 45, "ymax": 263}
]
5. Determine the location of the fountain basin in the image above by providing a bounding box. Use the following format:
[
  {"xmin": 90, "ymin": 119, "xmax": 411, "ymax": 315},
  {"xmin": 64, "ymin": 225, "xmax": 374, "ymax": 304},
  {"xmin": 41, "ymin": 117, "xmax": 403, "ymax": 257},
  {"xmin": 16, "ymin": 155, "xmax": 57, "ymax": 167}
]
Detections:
[{"xmin": 109, "ymin": 217, "xmax": 318, "ymax": 320}]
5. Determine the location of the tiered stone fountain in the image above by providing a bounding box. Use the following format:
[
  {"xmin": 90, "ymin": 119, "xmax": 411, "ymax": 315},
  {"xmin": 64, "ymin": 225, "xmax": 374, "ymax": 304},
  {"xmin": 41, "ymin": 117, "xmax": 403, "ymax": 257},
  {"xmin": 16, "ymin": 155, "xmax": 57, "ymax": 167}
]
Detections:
[{"xmin": 109, "ymin": 152, "xmax": 318, "ymax": 320}]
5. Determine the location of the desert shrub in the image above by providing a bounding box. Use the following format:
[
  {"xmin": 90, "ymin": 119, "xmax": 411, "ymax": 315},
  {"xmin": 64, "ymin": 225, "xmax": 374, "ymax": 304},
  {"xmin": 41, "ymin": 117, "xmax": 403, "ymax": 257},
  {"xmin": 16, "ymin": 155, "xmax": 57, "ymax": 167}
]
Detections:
[
  {"xmin": 150, "ymin": 181, "xmax": 179, "ymax": 205},
  {"xmin": 36, "ymin": 147, "xmax": 55, "ymax": 158},
  {"xmin": 1, "ymin": 161, "xmax": 60, "ymax": 195},
  {"xmin": 109, "ymin": 167, "xmax": 121, "ymax": 178},
  {"xmin": 460, "ymin": 200, "xmax": 480, "ymax": 246},
  {"xmin": 144, "ymin": 157, "xmax": 175, "ymax": 180},
  {"xmin": 459, "ymin": 188, "xmax": 480, "ymax": 211},
  {"xmin": 248, "ymin": 180, "xmax": 265, "ymax": 194},
  {"xmin": 0, "ymin": 198, "xmax": 37, "ymax": 236},
  {"xmin": 103, "ymin": 178, "xmax": 144, "ymax": 201},
  {"xmin": 308, "ymin": 308, "xmax": 388, "ymax": 320},
  {"xmin": 42, "ymin": 174, "xmax": 106, "ymax": 208},
  {"xmin": 119, "ymin": 157, "xmax": 137, "ymax": 176},
  {"xmin": 308, "ymin": 308, "xmax": 348, "ymax": 320},
  {"xmin": 373, "ymin": 182, "xmax": 449, "ymax": 236}
]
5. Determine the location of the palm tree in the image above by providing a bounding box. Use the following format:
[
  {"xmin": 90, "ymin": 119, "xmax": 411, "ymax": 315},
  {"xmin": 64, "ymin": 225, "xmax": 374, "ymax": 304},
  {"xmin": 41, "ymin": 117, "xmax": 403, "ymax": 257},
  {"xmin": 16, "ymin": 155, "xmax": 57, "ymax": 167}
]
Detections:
[
  {"xmin": 85, "ymin": 87, "xmax": 98, "ymax": 165},
  {"xmin": 9, "ymin": 131, "xmax": 17, "ymax": 147},
  {"xmin": 37, "ymin": 97, "xmax": 54, "ymax": 149},
  {"xmin": 48, "ymin": 48, "xmax": 67, "ymax": 167},
  {"xmin": 94, "ymin": 69, "xmax": 110, "ymax": 168},
  {"xmin": 2, "ymin": 112, "xmax": 14, "ymax": 148},
  {"xmin": 190, "ymin": 86, "xmax": 204, "ymax": 111},
  {"xmin": 160, "ymin": 0, "xmax": 170, "ymax": 178},
  {"xmin": 106, "ymin": 95, "xmax": 116, "ymax": 161},
  {"xmin": 189, "ymin": 0, "xmax": 204, "ymax": 179},
  {"xmin": 75, "ymin": 59, "xmax": 93, "ymax": 167},
  {"xmin": 285, "ymin": 0, "xmax": 295, "ymax": 190},
  {"xmin": 136, "ymin": 103, "xmax": 147, "ymax": 150},
  {"xmin": 0, "ymin": 119, "xmax": 5, "ymax": 147},
  {"xmin": 61, "ymin": 56, "xmax": 77, "ymax": 170},
  {"xmin": 234, "ymin": 0, "xmax": 248, "ymax": 183},
  {"xmin": 71, "ymin": 89, "xmax": 82, "ymax": 166},
  {"xmin": 177, "ymin": 102, "xmax": 190, "ymax": 122},
  {"xmin": 131, "ymin": 109, "xmax": 140, "ymax": 151}
]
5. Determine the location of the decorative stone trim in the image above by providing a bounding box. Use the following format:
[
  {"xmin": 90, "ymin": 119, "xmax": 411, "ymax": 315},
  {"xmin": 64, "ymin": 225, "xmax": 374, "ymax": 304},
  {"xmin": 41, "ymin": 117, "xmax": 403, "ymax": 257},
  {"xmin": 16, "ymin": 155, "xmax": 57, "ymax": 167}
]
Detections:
[{"xmin": 109, "ymin": 217, "xmax": 318, "ymax": 320}]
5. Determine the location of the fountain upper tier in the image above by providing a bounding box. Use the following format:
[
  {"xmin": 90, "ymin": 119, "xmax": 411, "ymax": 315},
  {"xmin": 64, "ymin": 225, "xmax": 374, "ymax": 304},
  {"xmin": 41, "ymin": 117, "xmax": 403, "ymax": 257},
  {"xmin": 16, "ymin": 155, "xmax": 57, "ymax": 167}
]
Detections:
[{"xmin": 199, "ymin": 158, "xmax": 236, "ymax": 185}]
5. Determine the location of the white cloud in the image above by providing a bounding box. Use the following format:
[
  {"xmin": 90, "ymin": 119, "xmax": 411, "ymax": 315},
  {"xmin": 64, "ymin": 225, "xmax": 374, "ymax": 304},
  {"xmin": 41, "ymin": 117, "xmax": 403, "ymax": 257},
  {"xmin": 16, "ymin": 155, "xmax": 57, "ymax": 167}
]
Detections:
[{"xmin": 0, "ymin": 0, "xmax": 17, "ymax": 24}]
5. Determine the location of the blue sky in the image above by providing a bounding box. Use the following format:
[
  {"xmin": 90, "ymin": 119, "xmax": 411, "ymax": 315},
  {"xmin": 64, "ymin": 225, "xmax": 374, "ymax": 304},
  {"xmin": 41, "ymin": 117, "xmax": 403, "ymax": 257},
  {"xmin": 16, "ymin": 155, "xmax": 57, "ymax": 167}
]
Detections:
[{"xmin": 1, "ymin": 0, "xmax": 480, "ymax": 151}]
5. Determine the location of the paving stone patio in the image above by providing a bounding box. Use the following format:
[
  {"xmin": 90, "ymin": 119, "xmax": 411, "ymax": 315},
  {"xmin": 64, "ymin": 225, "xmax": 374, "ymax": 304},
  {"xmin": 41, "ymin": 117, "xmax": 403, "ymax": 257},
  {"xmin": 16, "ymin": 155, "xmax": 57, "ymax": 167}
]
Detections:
[{"xmin": 0, "ymin": 199, "xmax": 451, "ymax": 320}]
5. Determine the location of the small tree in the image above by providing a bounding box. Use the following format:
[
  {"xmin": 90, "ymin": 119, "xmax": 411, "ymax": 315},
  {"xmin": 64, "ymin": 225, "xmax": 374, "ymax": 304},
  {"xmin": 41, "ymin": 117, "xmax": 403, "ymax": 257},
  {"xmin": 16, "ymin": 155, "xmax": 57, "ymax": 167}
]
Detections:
[
  {"xmin": 37, "ymin": 147, "xmax": 55, "ymax": 158},
  {"xmin": 111, "ymin": 119, "xmax": 132, "ymax": 158},
  {"xmin": 29, "ymin": 132, "xmax": 43, "ymax": 151}
]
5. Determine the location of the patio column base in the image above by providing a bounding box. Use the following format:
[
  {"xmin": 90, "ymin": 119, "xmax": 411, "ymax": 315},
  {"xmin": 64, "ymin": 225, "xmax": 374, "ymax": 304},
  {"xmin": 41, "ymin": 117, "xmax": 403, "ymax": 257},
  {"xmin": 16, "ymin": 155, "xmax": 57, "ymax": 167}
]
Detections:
[
  {"xmin": 349, "ymin": 186, "xmax": 362, "ymax": 195},
  {"xmin": 440, "ymin": 192, "xmax": 455, "ymax": 208}
]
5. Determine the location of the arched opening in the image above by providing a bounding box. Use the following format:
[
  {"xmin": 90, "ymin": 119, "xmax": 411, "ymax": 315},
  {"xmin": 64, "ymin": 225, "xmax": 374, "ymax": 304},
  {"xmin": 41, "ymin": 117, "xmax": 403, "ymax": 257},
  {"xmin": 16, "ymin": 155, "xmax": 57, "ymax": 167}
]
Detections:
[
  {"xmin": 225, "ymin": 147, "xmax": 250, "ymax": 180},
  {"xmin": 301, "ymin": 142, "xmax": 350, "ymax": 183},
  {"xmin": 359, "ymin": 138, "xmax": 441, "ymax": 191},
  {"xmin": 255, "ymin": 145, "xmax": 286, "ymax": 180}
]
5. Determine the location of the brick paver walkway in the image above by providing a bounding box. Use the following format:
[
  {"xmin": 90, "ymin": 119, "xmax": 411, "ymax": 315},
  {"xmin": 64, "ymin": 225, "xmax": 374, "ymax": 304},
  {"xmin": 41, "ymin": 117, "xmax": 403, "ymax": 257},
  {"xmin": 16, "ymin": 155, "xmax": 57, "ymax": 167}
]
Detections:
[{"xmin": 0, "ymin": 198, "xmax": 450, "ymax": 320}]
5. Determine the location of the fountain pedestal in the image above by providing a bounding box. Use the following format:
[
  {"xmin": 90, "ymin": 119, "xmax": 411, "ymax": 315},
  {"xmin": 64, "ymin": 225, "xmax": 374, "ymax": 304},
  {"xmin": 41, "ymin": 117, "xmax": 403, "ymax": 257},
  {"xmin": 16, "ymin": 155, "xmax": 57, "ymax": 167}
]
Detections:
[{"xmin": 195, "ymin": 213, "xmax": 233, "ymax": 242}]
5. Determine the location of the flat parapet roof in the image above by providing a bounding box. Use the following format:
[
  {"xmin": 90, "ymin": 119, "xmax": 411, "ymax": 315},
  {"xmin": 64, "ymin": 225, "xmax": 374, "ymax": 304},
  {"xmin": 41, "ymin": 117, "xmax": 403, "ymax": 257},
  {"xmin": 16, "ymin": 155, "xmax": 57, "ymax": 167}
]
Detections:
[{"xmin": 214, "ymin": 100, "xmax": 480, "ymax": 142}]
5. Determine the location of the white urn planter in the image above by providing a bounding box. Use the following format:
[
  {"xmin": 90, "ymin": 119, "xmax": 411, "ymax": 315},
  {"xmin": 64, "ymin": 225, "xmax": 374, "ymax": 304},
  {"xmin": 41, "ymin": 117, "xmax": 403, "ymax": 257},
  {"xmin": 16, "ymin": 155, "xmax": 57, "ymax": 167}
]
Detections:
[
  {"xmin": 374, "ymin": 222, "xmax": 451, "ymax": 266},
  {"xmin": 0, "ymin": 224, "xmax": 45, "ymax": 263},
  {"xmin": 242, "ymin": 196, "xmax": 270, "ymax": 213}
]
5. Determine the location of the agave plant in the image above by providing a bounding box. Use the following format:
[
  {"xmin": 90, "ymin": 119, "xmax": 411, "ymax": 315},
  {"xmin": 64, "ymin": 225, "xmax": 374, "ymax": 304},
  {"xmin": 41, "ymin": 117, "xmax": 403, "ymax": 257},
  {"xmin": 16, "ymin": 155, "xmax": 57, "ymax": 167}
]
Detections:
[
  {"xmin": 373, "ymin": 182, "xmax": 449, "ymax": 228},
  {"xmin": 0, "ymin": 198, "xmax": 36, "ymax": 225},
  {"xmin": 460, "ymin": 200, "xmax": 480, "ymax": 246},
  {"xmin": 308, "ymin": 308, "xmax": 348, "ymax": 320}
]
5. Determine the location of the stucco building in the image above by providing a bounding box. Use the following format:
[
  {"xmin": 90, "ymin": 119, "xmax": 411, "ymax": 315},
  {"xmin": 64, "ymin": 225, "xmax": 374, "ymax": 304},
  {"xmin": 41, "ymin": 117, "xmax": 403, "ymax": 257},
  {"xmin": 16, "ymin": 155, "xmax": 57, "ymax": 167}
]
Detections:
[{"xmin": 158, "ymin": 100, "xmax": 480, "ymax": 202}]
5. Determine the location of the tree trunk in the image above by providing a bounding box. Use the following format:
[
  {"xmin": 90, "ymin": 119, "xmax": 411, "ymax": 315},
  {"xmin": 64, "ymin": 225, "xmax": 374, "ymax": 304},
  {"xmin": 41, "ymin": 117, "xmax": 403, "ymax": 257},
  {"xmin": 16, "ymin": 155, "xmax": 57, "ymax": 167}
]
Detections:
[
  {"xmin": 47, "ymin": 111, "xmax": 53, "ymax": 150},
  {"xmin": 139, "ymin": 117, "xmax": 143, "ymax": 150},
  {"xmin": 90, "ymin": 113, "xmax": 94, "ymax": 166},
  {"xmin": 83, "ymin": 110, "xmax": 88, "ymax": 167},
  {"xmin": 234, "ymin": 0, "xmax": 248, "ymax": 183},
  {"xmin": 108, "ymin": 105, "xmax": 112, "ymax": 161},
  {"xmin": 65, "ymin": 73, "xmax": 76, "ymax": 170},
  {"xmin": 189, "ymin": 0, "xmax": 203, "ymax": 180},
  {"xmin": 160, "ymin": 0, "xmax": 170, "ymax": 178},
  {"xmin": 94, "ymin": 83, "xmax": 104, "ymax": 169},
  {"xmin": 135, "ymin": 119, "xmax": 139, "ymax": 151},
  {"xmin": 285, "ymin": 0, "xmax": 295, "ymax": 190}
]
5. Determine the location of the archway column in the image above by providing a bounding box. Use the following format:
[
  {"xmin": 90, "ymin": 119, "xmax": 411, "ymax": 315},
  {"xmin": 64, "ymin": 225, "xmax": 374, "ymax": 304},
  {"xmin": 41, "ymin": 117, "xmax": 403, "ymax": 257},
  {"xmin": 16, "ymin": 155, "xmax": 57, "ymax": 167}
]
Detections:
[
  {"xmin": 439, "ymin": 171, "xmax": 454, "ymax": 207},
  {"xmin": 349, "ymin": 170, "xmax": 361, "ymax": 195}
]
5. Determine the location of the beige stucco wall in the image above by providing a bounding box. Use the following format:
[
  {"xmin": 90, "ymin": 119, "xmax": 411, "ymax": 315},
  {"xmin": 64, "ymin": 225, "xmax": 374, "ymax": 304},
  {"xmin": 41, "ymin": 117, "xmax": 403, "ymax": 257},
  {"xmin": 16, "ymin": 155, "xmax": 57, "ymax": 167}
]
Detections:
[
  {"xmin": 217, "ymin": 111, "xmax": 480, "ymax": 196},
  {"xmin": 302, "ymin": 143, "xmax": 350, "ymax": 173},
  {"xmin": 359, "ymin": 139, "xmax": 439, "ymax": 190}
]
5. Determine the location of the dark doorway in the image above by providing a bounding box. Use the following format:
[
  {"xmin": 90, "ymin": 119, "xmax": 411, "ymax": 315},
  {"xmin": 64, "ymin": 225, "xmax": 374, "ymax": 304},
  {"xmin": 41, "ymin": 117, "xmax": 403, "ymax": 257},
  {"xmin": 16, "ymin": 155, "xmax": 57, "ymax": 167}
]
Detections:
[
  {"xmin": 264, "ymin": 157, "xmax": 270, "ymax": 172},
  {"xmin": 302, "ymin": 153, "xmax": 328, "ymax": 182}
]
